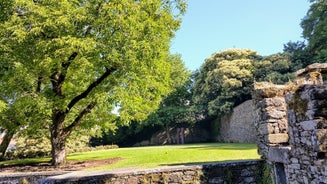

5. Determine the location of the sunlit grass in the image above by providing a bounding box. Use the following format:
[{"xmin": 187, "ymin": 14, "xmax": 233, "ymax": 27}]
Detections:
[{"xmin": 0, "ymin": 143, "xmax": 260, "ymax": 171}]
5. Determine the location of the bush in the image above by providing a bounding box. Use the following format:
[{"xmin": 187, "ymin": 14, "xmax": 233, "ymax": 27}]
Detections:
[{"xmin": 5, "ymin": 132, "xmax": 117, "ymax": 159}]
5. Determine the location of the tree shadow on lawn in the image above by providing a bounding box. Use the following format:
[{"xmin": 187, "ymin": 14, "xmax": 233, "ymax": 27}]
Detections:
[
  {"xmin": 0, "ymin": 157, "xmax": 122, "ymax": 173},
  {"xmin": 159, "ymin": 159, "xmax": 261, "ymax": 167},
  {"xmin": 180, "ymin": 143, "xmax": 257, "ymax": 151}
]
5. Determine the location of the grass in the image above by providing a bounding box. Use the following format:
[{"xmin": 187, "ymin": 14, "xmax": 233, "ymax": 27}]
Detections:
[{"xmin": 0, "ymin": 143, "xmax": 260, "ymax": 171}]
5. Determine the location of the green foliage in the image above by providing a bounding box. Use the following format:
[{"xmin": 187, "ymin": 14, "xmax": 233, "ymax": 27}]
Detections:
[
  {"xmin": 301, "ymin": 0, "xmax": 327, "ymax": 63},
  {"xmin": 0, "ymin": 0, "xmax": 14, "ymax": 23},
  {"xmin": 7, "ymin": 131, "xmax": 52, "ymax": 159},
  {"xmin": 90, "ymin": 121, "xmax": 162, "ymax": 147},
  {"xmin": 193, "ymin": 49, "xmax": 258, "ymax": 118},
  {"xmin": 90, "ymin": 54, "xmax": 191, "ymax": 147},
  {"xmin": 0, "ymin": 0, "xmax": 186, "ymax": 164},
  {"xmin": 6, "ymin": 129, "xmax": 91, "ymax": 159},
  {"xmin": 142, "ymin": 54, "xmax": 193, "ymax": 128},
  {"xmin": 253, "ymin": 53, "xmax": 296, "ymax": 84},
  {"xmin": 283, "ymin": 41, "xmax": 313, "ymax": 70}
]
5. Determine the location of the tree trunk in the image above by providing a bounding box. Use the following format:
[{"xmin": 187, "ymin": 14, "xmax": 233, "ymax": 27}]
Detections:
[
  {"xmin": 165, "ymin": 124, "xmax": 172, "ymax": 144},
  {"xmin": 50, "ymin": 103, "xmax": 95, "ymax": 166},
  {"xmin": 50, "ymin": 110, "xmax": 69, "ymax": 166},
  {"xmin": 176, "ymin": 128, "xmax": 180, "ymax": 144},
  {"xmin": 0, "ymin": 129, "xmax": 15, "ymax": 160},
  {"xmin": 180, "ymin": 127, "xmax": 185, "ymax": 144},
  {"xmin": 50, "ymin": 127, "xmax": 68, "ymax": 166}
]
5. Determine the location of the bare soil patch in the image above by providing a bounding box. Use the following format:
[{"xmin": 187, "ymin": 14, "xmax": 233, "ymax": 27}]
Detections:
[{"xmin": 0, "ymin": 157, "xmax": 122, "ymax": 173}]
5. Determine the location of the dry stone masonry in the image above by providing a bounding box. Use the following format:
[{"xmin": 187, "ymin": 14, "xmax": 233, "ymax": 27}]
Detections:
[
  {"xmin": 0, "ymin": 160, "xmax": 265, "ymax": 184},
  {"xmin": 253, "ymin": 63, "xmax": 327, "ymax": 183},
  {"xmin": 219, "ymin": 100, "xmax": 257, "ymax": 143}
]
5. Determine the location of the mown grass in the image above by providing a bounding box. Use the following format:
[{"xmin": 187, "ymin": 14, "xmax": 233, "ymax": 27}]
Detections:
[{"xmin": 0, "ymin": 143, "xmax": 260, "ymax": 171}]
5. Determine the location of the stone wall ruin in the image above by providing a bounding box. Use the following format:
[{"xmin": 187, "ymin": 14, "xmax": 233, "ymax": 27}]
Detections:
[{"xmin": 253, "ymin": 63, "xmax": 327, "ymax": 183}]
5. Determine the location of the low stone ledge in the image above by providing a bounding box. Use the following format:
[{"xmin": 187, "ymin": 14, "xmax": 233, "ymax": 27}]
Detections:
[
  {"xmin": 37, "ymin": 160, "xmax": 264, "ymax": 184},
  {"xmin": 0, "ymin": 171, "xmax": 69, "ymax": 184}
]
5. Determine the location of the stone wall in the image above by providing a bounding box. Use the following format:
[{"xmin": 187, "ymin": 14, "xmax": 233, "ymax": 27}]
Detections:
[
  {"xmin": 37, "ymin": 160, "xmax": 264, "ymax": 184},
  {"xmin": 253, "ymin": 63, "xmax": 327, "ymax": 183},
  {"xmin": 252, "ymin": 83, "xmax": 290, "ymax": 159},
  {"xmin": 133, "ymin": 125, "xmax": 211, "ymax": 146},
  {"xmin": 0, "ymin": 171, "xmax": 68, "ymax": 184},
  {"xmin": 219, "ymin": 100, "xmax": 257, "ymax": 143},
  {"xmin": 285, "ymin": 84, "xmax": 327, "ymax": 183},
  {"xmin": 0, "ymin": 160, "xmax": 265, "ymax": 184}
]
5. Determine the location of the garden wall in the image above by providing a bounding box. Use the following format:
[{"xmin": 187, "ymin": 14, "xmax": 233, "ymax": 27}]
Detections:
[
  {"xmin": 219, "ymin": 100, "xmax": 257, "ymax": 143},
  {"xmin": 0, "ymin": 160, "xmax": 265, "ymax": 184}
]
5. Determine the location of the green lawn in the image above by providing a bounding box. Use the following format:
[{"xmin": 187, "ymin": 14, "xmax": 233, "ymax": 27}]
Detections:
[{"xmin": 0, "ymin": 143, "xmax": 260, "ymax": 171}]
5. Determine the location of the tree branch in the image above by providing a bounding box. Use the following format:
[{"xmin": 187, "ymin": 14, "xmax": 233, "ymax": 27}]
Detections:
[
  {"xmin": 64, "ymin": 102, "xmax": 96, "ymax": 134},
  {"xmin": 50, "ymin": 52, "xmax": 78, "ymax": 96},
  {"xmin": 36, "ymin": 75, "xmax": 42, "ymax": 93},
  {"xmin": 66, "ymin": 66, "xmax": 117, "ymax": 112}
]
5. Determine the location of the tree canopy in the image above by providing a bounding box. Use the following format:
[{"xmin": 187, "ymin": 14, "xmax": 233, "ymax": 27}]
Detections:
[
  {"xmin": 301, "ymin": 0, "xmax": 327, "ymax": 63},
  {"xmin": 192, "ymin": 49, "xmax": 259, "ymax": 118},
  {"xmin": 143, "ymin": 55, "xmax": 192, "ymax": 143},
  {"xmin": 0, "ymin": 0, "xmax": 186, "ymax": 165},
  {"xmin": 253, "ymin": 53, "xmax": 296, "ymax": 84}
]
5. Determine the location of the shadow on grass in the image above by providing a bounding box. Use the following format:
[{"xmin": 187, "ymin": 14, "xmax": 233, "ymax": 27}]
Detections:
[
  {"xmin": 159, "ymin": 159, "xmax": 261, "ymax": 167},
  {"xmin": 180, "ymin": 143, "xmax": 257, "ymax": 151}
]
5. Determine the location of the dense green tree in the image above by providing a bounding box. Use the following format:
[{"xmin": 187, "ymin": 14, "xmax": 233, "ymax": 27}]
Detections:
[
  {"xmin": 0, "ymin": 0, "xmax": 186, "ymax": 165},
  {"xmin": 192, "ymin": 49, "xmax": 259, "ymax": 118},
  {"xmin": 253, "ymin": 53, "xmax": 296, "ymax": 84},
  {"xmin": 0, "ymin": 0, "xmax": 14, "ymax": 23},
  {"xmin": 142, "ymin": 54, "xmax": 192, "ymax": 144},
  {"xmin": 283, "ymin": 41, "xmax": 313, "ymax": 70},
  {"xmin": 301, "ymin": 0, "xmax": 327, "ymax": 63}
]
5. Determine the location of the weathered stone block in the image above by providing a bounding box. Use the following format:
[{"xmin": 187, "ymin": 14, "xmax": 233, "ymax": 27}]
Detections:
[
  {"xmin": 259, "ymin": 124, "xmax": 274, "ymax": 134},
  {"xmin": 262, "ymin": 110, "xmax": 285, "ymax": 120},
  {"xmin": 253, "ymin": 83, "xmax": 289, "ymax": 99},
  {"xmin": 268, "ymin": 146, "xmax": 291, "ymax": 163},
  {"xmin": 317, "ymin": 129, "xmax": 327, "ymax": 152},
  {"xmin": 267, "ymin": 133, "xmax": 289, "ymax": 144},
  {"xmin": 278, "ymin": 119, "xmax": 288, "ymax": 133},
  {"xmin": 300, "ymin": 121, "xmax": 317, "ymax": 131},
  {"xmin": 316, "ymin": 118, "xmax": 327, "ymax": 129}
]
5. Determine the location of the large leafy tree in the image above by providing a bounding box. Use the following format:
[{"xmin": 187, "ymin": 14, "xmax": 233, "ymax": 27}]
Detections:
[
  {"xmin": 0, "ymin": 0, "xmax": 186, "ymax": 165},
  {"xmin": 192, "ymin": 49, "xmax": 259, "ymax": 118},
  {"xmin": 301, "ymin": 0, "xmax": 327, "ymax": 63}
]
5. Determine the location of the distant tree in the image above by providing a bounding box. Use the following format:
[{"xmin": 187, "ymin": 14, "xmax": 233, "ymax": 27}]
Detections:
[
  {"xmin": 283, "ymin": 41, "xmax": 313, "ymax": 70},
  {"xmin": 301, "ymin": 0, "xmax": 327, "ymax": 63},
  {"xmin": 253, "ymin": 53, "xmax": 296, "ymax": 84},
  {"xmin": 0, "ymin": 0, "xmax": 186, "ymax": 165},
  {"xmin": 143, "ymin": 54, "xmax": 192, "ymax": 144},
  {"xmin": 192, "ymin": 49, "xmax": 259, "ymax": 118}
]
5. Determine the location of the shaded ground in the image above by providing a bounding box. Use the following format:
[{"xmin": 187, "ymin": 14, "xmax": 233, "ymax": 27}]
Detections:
[{"xmin": 0, "ymin": 157, "xmax": 122, "ymax": 173}]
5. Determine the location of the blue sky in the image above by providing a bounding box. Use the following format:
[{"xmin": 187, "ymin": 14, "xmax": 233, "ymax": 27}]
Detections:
[{"xmin": 170, "ymin": 0, "xmax": 311, "ymax": 71}]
